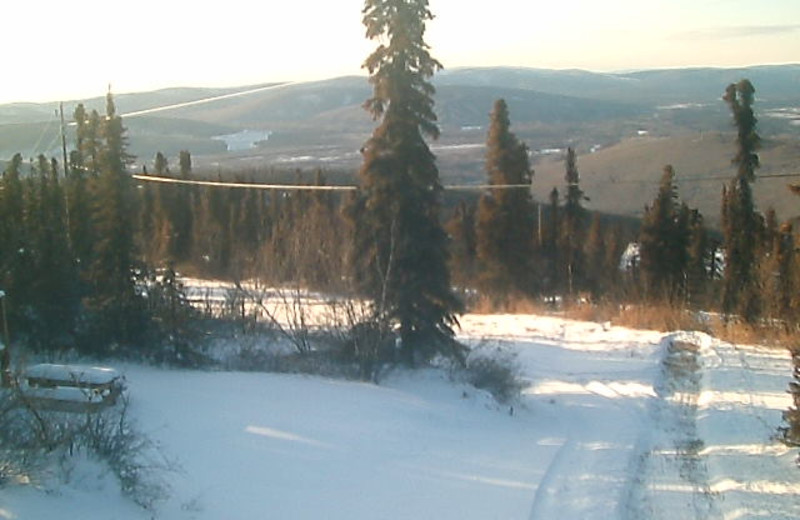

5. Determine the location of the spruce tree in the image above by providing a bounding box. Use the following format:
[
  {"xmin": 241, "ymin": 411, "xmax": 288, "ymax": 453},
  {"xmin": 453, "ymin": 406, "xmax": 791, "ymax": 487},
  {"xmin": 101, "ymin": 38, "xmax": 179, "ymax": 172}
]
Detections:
[
  {"xmin": 584, "ymin": 213, "xmax": 606, "ymax": 300},
  {"xmin": 0, "ymin": 155, "xmax": 27, "ymax": 329},
  {"xmin": 28, "ymin": 157, "xmax": 78, "ymax": 348},
  {"xmin": 639, "ymin": 165, "xmax": 691, "ymax": 303},
  {"xmin": 686, "ymin": 209, "xmax": 710, "ymax": 309},
  {"xmin": 150, "ymin": 152, "xmax": 174, "ymax": 262},
  {"xmin": 353, "ymin": 0, "xmax": 463, "ymax": 365},
  {"xmin": 74, "ymin": 106, "xmax": 102, "ymax": 177},
  {"xmin": 84, "ymin": 92, "xmax": 143, "ymax": 350},
  {"xmin": 172, "ymin": 151, "xmax": 194, "ymax": 262},
  {"xmin": 721, "ymin": 79, "xmax": 762, "ymax": 322},
  {"xmin": 66, "ymin": 112, "xmax": 95, "ymax": 269},
  {"xmin": 545, "ymin": 187, "xmax": 561, "ymax": 298},
  {"xmin": 561, "ymin": 147, "xmax": 587, "ymax": 297},
  {"xmin": 475, "ymin": 99, "xmax": 535, "ymax": 299}
]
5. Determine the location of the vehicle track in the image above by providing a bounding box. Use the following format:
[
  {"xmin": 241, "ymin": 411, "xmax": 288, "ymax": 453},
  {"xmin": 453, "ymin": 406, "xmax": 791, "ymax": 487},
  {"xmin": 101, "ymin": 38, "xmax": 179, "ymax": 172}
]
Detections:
[{"xmin": 622, "ymin": 336, "xmax": 719, "ymax": 519}]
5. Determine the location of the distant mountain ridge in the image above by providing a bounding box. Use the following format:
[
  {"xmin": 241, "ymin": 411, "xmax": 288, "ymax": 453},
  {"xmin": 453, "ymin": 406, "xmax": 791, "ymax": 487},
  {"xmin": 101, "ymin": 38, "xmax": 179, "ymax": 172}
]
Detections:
[
  {"xmin": 1, "ymin": 65, "xmax": 798, "ymax": 224},
  {"xmin": 437, "ymin": 64, "xmax": 800, "ymax": 104},
  {"xmin": 3, "ymin": 64, "xmax": 797, "ymax": 125}
]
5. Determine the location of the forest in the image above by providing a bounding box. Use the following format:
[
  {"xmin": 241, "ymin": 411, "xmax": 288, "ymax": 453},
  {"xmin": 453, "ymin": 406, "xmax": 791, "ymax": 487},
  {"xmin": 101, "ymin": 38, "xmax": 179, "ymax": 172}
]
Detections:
[{"xmin": 1, "ymin": 81, "xmax": 795, "ymax": 349}]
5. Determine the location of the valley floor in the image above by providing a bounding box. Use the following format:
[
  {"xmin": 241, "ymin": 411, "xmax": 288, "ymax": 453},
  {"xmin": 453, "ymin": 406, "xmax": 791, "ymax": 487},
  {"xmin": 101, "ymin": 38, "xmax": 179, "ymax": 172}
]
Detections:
[{"xmin": 2, "ymin": 314, "xmax": 798, "ymax": 519}]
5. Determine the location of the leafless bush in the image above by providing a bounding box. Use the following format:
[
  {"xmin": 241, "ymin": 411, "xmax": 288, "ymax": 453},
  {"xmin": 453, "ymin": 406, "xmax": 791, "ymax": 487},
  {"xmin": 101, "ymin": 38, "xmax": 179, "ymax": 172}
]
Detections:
[
  {"xmin": 0, "ymin": 386, "xmax": 173, "ymax": 513},
  {"xmin": 454, "ymin": 343, "xmax": 526, "ymax": 404},
  {"xmin": 78, "ymin": 397, "xmax": 175, "ymax": 512},
  {"xmin": 234, "ymin": 281, "xmax": 315, "ymax": 354},
  {"xmin": 0, "ymin": 390, "xmax": 46, "ymax": 486}
]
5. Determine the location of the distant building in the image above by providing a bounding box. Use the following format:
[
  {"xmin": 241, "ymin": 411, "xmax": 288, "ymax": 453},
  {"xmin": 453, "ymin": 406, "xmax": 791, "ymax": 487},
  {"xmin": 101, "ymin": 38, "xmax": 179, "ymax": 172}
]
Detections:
[{"xmin": 619, "ymin": 242, "xmax": 640, "ymax": 272}]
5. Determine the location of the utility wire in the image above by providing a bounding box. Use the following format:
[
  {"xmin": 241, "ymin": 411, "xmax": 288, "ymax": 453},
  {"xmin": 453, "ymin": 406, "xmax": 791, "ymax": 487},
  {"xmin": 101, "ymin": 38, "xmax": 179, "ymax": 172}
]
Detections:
[
  {"xmin": 126, "ymin": 83, "xmax": 296, "ymax": 120},
  {"xmin": 29, "ymin": 111, "xmax": 57, "ymax": 156},
  {"xmin": 594, "ymin": 172, "xmax": 800, "ymax": 185},
  {"xmin": 132, "ymin": 174, "xmax": 535, "ymax": 192},
  {"xmin": 63, "ymin": 82, "xmax": 297, "ymax": 126},
  {"xmin": 132, "ymin": 174, "xmax": 355, "ymax": 191}
]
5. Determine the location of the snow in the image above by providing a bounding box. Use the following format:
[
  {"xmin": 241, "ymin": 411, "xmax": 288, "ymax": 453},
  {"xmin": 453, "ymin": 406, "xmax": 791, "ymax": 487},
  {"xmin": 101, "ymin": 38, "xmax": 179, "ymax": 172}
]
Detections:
[
  {"xmin": 2, "ymin": 313, "xmax": 798, "ymax": 519},
  {"xmin": 212, "ymin": 130, "xmax": 273, "ymax": 152},
  {"xmin": 24, "ymin": 363, "xmax": 121, "ymax": 386}
]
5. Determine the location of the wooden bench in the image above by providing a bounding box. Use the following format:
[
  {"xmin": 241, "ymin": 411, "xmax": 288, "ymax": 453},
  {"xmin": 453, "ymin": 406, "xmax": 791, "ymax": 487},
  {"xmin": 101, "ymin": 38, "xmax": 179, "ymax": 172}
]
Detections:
[{"xmin": 20, "ymin": 364, "xmax": 124, "ymax": 413}]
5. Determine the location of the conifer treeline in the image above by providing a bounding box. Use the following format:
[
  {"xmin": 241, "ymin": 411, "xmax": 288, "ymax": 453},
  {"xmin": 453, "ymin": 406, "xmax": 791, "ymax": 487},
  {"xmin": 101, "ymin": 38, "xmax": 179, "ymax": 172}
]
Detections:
[{"xmin": 2, "ymin": 79, "xmax": 798, "ymax": 358}]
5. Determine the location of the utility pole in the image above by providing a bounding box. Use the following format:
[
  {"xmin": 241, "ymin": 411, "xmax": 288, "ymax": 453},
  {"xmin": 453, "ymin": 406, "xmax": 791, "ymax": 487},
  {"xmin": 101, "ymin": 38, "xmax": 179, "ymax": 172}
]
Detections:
[{"xmin": 60, "ymin": 103, "xmax": 69, "ymax": 179}]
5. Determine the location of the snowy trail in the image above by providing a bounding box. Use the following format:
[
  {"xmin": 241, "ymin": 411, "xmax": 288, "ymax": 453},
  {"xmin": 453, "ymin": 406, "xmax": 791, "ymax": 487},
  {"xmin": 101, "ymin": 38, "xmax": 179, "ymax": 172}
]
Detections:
[
  {"xmin": 697, "ymin": 340, "xmax": 800, "ymax": 519},
  {"xmin": 459, "ymin": 315, "xmax": 798, "ymax": 520},
  {"xmin": 625, "ymin": 336, "xmax": 718, "ymax": 519},
  {"xmin": 620, "ymin": 332, "xmax": 800, "ymax": 519}
]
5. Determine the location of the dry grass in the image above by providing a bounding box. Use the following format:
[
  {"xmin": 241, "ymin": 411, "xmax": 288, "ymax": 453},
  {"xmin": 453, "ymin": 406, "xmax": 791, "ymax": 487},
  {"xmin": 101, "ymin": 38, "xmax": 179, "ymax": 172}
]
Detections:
[
  {"xmin": 562, "ymin": 301, "xmax": 618, "ymax": 324},
  {"xmin": 467, "ymin": 294, "xmax": 800, "ymax": 350},
  {"xmin": 611, "ymin": 303, "xmax": 710, "ymax": 333},
  {"xmin": 469, "ymin": 294, "xmax": 553, "ymax": 315},
  {"xmin": 709, "ymin": 318, "xmax": 800, "ymax": 350}
]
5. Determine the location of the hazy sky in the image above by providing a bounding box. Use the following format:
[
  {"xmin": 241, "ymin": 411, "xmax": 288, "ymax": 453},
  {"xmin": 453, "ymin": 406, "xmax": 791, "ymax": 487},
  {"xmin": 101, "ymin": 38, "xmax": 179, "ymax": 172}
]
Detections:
[{"xmin": 4, "ymin": 0, "xmax": 799, "ymax": 104}]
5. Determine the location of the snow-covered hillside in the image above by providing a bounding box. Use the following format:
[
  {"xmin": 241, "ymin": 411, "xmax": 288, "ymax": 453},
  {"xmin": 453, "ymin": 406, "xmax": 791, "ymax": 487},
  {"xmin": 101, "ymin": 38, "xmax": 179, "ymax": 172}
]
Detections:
[{"xmin": 2, "ymin": 314, "xmax": 798, "ymax": 519}]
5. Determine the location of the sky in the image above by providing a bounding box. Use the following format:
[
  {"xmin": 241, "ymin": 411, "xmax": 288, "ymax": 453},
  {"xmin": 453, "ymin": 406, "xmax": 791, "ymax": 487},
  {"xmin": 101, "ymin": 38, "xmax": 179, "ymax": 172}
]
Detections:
[{"xmin": 3, "ymin": 0, "xmax": 799, "ymax": 104}]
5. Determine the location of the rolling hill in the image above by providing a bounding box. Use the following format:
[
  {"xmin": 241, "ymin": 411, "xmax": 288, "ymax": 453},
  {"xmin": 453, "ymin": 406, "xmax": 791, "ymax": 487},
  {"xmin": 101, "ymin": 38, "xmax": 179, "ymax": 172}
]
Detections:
[{"xmin": 0, "ymin": 65, "xmax": 798, "ymax": 225}]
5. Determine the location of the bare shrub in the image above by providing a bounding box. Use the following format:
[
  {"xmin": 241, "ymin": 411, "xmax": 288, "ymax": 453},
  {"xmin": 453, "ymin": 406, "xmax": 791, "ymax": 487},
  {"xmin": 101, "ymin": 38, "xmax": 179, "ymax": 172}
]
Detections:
[
  {"xmin": 236, "ymin": 281, "xmax": 316, "ymax": 355},
  {"xmin": 0, "ymin": 385, "xmax": 173, "ymax": 513},
  {"xmin": 78, "ymin": 397, "xmax": 174, "ymax": 512},
  {"xmin": 0, "ymin": 390, "xmax": 46, "ymax": 486},
  {"xmin": 455, "ymin": 344, "xmax": 526, "ymax": 404}
]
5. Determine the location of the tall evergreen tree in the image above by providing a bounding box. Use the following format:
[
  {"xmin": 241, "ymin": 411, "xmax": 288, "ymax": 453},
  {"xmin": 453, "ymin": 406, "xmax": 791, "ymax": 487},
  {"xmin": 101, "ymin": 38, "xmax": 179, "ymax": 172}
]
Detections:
[
  {"xmin": 74, "ymin": 106, "xmax": 102, "ymax": 177},
  {"xmin": 27, "ymin": 157, "xmax": 79, "ymax": 348},
  {"xmin": 561, "ymin": 147, "xmax": 587, "ymax": 297},
  {"xmin": 172, "ymin": 150, "xmax": 194, "ymax": 262},
  {"xmin": 639, "ymin": 165, "xmax": 691, "ymax": 303},
  {"xmin": 0, "ymin": 154, "xmax": 27, "ymax": 329},
  {"xmin": 686, "ymin": 209, "xmax": 710, "ymax": 309},
  {"xmin": 150, "ymin": 152, "xmax": 175, "ymax": 262},
  {"xmin": 66, "ymin": 111, "xmax": 95, "ymax": 269},
  {"xmin": 544, "ymin": 187, "xmax": 561, "ymax": 297},
  {"xmin": 721, "ymin": 79, "xmax": 762, "ymax": 322},
  {"xmin": 84, "ymin": 92, "xmax": 143, "ymax": 349},
  {"xmin": 353, "ymin": 0, "xmax": 463, "ymax": 365},
  {"xmin": 583, "ymin": 213, "xmax": 607, "ymax": 300},
  {"xmin": 475, "ymin": 99, "xmax": 535, "ymax": 299}
]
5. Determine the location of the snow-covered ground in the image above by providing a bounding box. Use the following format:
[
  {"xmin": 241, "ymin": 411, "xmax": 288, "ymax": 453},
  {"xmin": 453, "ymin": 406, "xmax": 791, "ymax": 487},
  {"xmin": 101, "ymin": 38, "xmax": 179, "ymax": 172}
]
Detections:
[{"xmin": 2, "ymin": 313, "xmax": 798, "ymax": 519}]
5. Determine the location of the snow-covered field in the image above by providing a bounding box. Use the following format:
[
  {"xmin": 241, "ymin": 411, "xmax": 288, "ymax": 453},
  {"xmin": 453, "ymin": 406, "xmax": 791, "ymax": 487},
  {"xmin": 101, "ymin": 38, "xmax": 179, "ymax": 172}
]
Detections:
[{"xmin": 2, "ymin": 313, "xmax": 799, "ymax": 519}]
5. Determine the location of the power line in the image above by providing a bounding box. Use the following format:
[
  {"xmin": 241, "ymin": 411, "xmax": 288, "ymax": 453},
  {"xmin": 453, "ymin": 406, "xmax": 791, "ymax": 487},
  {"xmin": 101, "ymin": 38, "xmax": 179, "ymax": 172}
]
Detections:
[
  {"xmin": 134, "ymin": 172, "xmax": 800, "ymax": 192},
  {"xmin": 132, "ymin": 174, "xmax": 355, "ymax": 191},
  {"xmin": 121, "ymin": 82, "xmax": 298, "ymax": 119},
  {"xmin": 132, "ymin": 174, "xmax": 535, "ymax": 192},
  {"xmin": 64, "ymin": 82, "xmax": 297, "ymax": 126},
  {"xmin": 595, "ymin": 172, "xmax": 800, "ymax": 185}
]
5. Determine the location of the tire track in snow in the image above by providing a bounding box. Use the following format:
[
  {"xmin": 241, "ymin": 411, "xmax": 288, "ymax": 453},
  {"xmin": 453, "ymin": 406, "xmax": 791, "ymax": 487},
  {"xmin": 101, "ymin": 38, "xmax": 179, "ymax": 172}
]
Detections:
[
  {"xmin": 622, "ymin": 335, "xmax": 718, "ymax": 519},
  {"xmin": 527, "ymin": 438, "xmax": 577, "ymax": 520}
]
